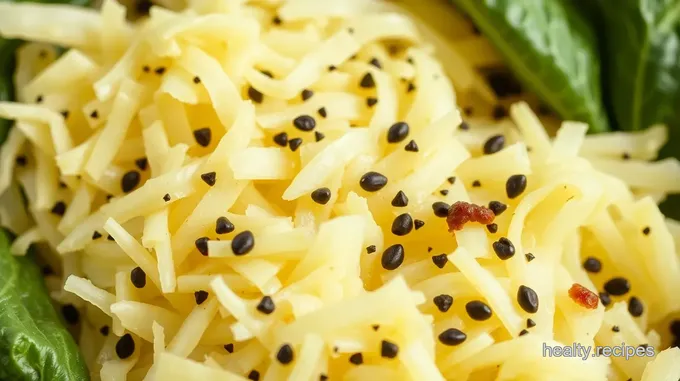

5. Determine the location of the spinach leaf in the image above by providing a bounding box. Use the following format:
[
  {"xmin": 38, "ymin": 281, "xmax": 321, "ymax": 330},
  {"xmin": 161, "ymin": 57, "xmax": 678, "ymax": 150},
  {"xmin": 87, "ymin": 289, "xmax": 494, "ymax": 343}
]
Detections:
[
  {"xmin": 596, "ymin": 0, "xmax": 680, "ymax": 133},
  {"xmin": 451, "ymin": 0, "xmax": 611, "ymax": 132},
  {"xmin": 0, "ymin": 231, "xmax": 89, "ymax": 381}
]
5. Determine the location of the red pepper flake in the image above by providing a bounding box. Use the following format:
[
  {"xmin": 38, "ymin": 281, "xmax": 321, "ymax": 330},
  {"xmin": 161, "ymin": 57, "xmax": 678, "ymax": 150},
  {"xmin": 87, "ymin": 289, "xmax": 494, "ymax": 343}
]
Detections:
[
  {"xmin": 446, "ymin": 201, "xmax": 495, "ymax": 232},
  {"xmin": 568, "ymin": 283, "xmax": 599, "ymax": 309}
]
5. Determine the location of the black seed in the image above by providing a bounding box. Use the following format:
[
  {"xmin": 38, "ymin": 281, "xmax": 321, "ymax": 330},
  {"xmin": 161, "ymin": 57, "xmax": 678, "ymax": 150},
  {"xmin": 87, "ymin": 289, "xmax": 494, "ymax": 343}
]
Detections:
[
  {"xmin": 506, "ymin": 174, "xmax": 527, "ymax": 199},
  {"xmin": 465, "ymin": 300, "xmax": 493, "ymax": 321},
  {"xmin": 193, "ymin": 76, "xmax": 201, "ymax": 84},
  {"xmin": 201, "ymin": 172, "xmax": 217, "ymax": 186},
  {"xmin": 404, "ymin": 140, "xmax": 419, "ymax": 152},
  {"xmin": 486, "ymin": 223, "xmax": 498, "ymax": 233},
  {"xmin": 232, "ymin": 231, "xmax": 255, "ymax": 255},
  {"xmin": 194, "ymin": 290, "xmax": 209, "ymax": 305},
  {"xmin": 582, "ymin": 257, "xmax": 602, "ymax": 273},
  {"xmin": 60, "ymin": 110, "xmax": 70, "ymax": 119},
  {"xmin": 366, "ymin": 97, "xmax": 378, "ymax": 107},
  {"xmin": 293, "ymin": 115, "xmax": 316, "ymax": 131},
  {"xmin": 431, "ymin": 254, "xmax": 447, "ymax": 269},
  {"xmin": 107, "ymin": 234, "xmax": 115, "ymax": 241},
  {"xmin": 472, "ymin": 180, "xmax": 481, "ymax": 187},
  {"xmin": 359, "ymin": 73, "xmax": 375, "ymax": 88},
  {"xmin": 628, "ymin": 297, "xmax": 643, "ymax": 317},
  {"xmin": 669, "ymin": 320, "xmax": 680, "ymax": 336},
  {"xmin": 224, "ymin": 343, "xmax": 234, "ymax": 353},
  {"xmin": 36, "ymin": 95, "xmax": 44, "ymax": 103},
  {"xmin": 432, "ymin": 202, "xmax": 450, "ymax": 218},
  {"xmin": 130, "ymin": 267, "xmax": 146, "ymax": 288},
  {"xmin": 272, "ymin": 15, "xmax": 282, "ymax": 24},
  {"xmin": 90, "ymin": 110, "xmax": 99, "ymax": 119},
  {"xmin": 406, "ymin": 57, "xmax": 414, "ymax": 64},
  {"xmin": 439, "ymin": 189, "xmax": 449, "ymax": 196},
  {"xmin": 447, "ymin": 176, "xmax": 456, "ymax": 185},
  {"xmin": 349, "ymin": 353, "xmax": 363, "ymax": 365},
  {"xmin": 390, "ymin": 191, "xmax": 408, "ymax": 208},
  {"xmin": 273, "ymin": 132, "xmax": 288, "ymax": 147},
  {"xmin": 407, "ymin": 82, "xmax": 416, "ymax": 93},
  {"xmin": 215, "ymin": 217, "xmax": 235, "ymax": 234},
  {"xmin": 492, "ymin": 105, "xmax": 507, "ymax": 120},
  {"xmin": 92, "ymin": 231, "xmax": 102, "ymax": 240},
  {"xmin": 526, "ymin": 318, "xmax": 536, "ymax": 328},
  {"xmin": 642, "ymin": 226, "xmax": 651, "ymax": 235},
  {"xmin": 381, "ymin": 244, "xmax": 404, "ymax": 270},
  {"xmin": 61, "ymin": 304, "xmax": 79, "ymax": 324},
  {"xmin": 193, "ymin": 128, "xmax": 212, "ymax": 147},
  {"xmin": 380, "ymin": 340, "xmax": 398, "ymax": 358},
  {"xmin": 622, "ymin": 152, "xmax": 631, "ymax": 160},
  {"xmin": 612, "ymin": 325, "xmax": 620, "ymax": 332},
  {"xmin": 438, "ymin": 328, "xmax": 466, "ymax": 346},
  {"xmin": 459, "ymin": 121, "xmax": 470, "ymax": 130},
  {"xmin": 194, "ymin": 237, "xmax": 209, "ymax": 256},
  {"xmin": 163, "ymin": 193, "xmax": 171, "ymax": 202},
  {"xmin": 387, "ymin": 122, "xmax": 409, "ymax": 143},
  {"xmin": 256, "ymin": 296, "xmax": 275, "ymax": 314},
  {"xmin": 248, "ymin": 86, "xmax": 264, "ymax": 103},
  {"xmin": 248, "ymin": 370, "xmax": 260, "ymax": 381},
  {"xmin": 142, "ymin": 65, "xmax": 150, "ymax": 73},
  {"xmin": 525, "ymin": 253, "xmax": 535, "ymax": 262},
  {"xmin": 414, "ymin": 219, "xmax": 425, "ymax": 230},
  {"xmin": 42, "ymin": 265, "xmax": 54, "ymax": 275},
  {"xmin": 604, "ymin": 277, "xmax": 631, "ymax": 296},
  {"xmin": 327, "ymin": 65, "xmax": 337, "ymax": 71},
  {"xmin": 369, "ymin": 57, "xmax": 382, "ymax": 69},
  {"xmin": 154, "ymin": 67, "xmax": 166, "ymax": 75},
  {"xmin": 350, "ymin": 54, "xmax": 357, "ymax": 60},
  {"xmin": 364, "ymin": 245, "xmax": 377, "ymax": 255},
  {"xmin": 301, "ymin": 89, "xmax": 314, "ymax": 101},
  {"xmin": 487, "ymin": 72, "xmax": 522, "ymax": 98},
  {"xmin": 121, "ymin": 171, "xmax": 141, "ymax": 193},
  {"xmin": 319, "ymin": 374, "xmax": 328, "ymax": 381},
  {"xmin": 433, "ymin": 294, "xmax": 453, "ymax": 312},
  {"xmin": 493, "ymin": 237, "xmax": 515, "ymax": 260},
  {"xmin": 100, "ymin": 325, "xmax": 110, "ymax": 336},
  {"xmin": 517, "ymin": 285, "xmax": 539, "ymax": 313},
  {"xmin": 488, "ymin": 201, "xmax": 507, "ymax": 216},
  {"xmin": 372, "ymin": 324, "xmax": 380, "ymax": 331},
  {"xmin": 276, "ymin": 344, "xmax": 294, "ymax": 364},
  {"xmin": 51, "ymin": 201, "xmax": 66, "ymax": 216},
  {"xmin": 135, "ymin": 157, "xmax": 148, "ymax": 171},
  {"xmin": 317, "ymin": 108, "xmax": 328, "ymax": 120},
  {"xmin": 359, "ymin": 171, "xmax": 388, "ymax": 192},
  {"xmin": 519, "ymin": 329, "xmax": 529, "ymax": 336},
  {"xmin": 311, "ymin": 188, "xmax": 332, "ymax": 205},
  {"xmin": 599, "ymin": 292, "xmax": 611, "ymax": 307},
  {"xmin": 314, "ymin": 131, "xmax": 325, "ymax": 142},
  {"xmin": 15, "ymin": 155, "xmax": 27, "ymax": 166},
  {"xmin": 260, "ymin": 71, "xmax": 273, "ymax": 79},
  {"xmin": 116, "ymin": 334, "xmax": 135, "ymax": 359},
  {"xmin": 289, "ymin": 138, "xmax": 303, "ymax": 152},
  {"xmin": 391, "ymin": 213, "xmax": 413, "ymax": 236},
  {"xmin": 483, "ymin": 134, "xmax": 505, "ymax": 155}
]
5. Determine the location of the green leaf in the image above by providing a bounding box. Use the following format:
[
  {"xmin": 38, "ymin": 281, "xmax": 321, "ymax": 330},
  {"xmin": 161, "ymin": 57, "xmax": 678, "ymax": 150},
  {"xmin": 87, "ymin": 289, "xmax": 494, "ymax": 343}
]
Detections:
[
  {"xmin": 597, "ymin": 0, "xmax": 680, "ymax": 133},
  {"xmin": 451, "ymin": 0, "xmax": 611, "ymax": 133},
  {"xmin": 0, "ymin": 231, "xmax": 89, "ymax": 381}
]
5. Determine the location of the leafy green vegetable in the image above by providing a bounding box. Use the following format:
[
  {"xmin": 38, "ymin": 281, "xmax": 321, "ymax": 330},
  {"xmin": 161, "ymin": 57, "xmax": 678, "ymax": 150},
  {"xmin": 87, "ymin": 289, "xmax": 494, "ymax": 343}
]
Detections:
[
  {"xmin": 451, "ymin": 0, "xmax": 610, "ymax": 132},
  {"xmin": 0, "ymin": 231, "xmax": 89, "ymax": 381},
  {"xmin": 596, "ymin": 0, "xmax": 680, "ymax": 134}
]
